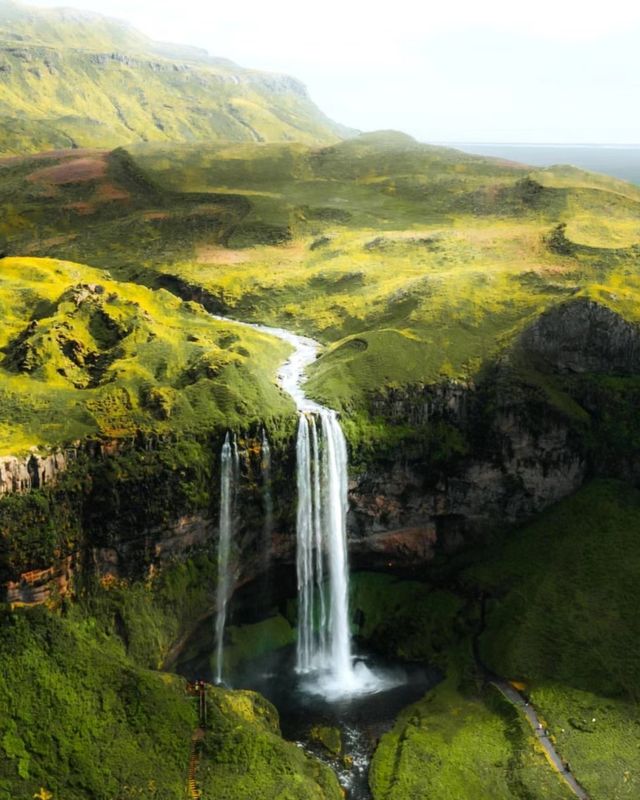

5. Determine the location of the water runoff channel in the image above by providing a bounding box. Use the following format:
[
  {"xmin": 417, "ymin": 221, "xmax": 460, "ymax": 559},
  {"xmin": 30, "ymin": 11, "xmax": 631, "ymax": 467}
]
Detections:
[{"xmin": 201, "ymin": 315, "xmax": 438, "ymax": 798}]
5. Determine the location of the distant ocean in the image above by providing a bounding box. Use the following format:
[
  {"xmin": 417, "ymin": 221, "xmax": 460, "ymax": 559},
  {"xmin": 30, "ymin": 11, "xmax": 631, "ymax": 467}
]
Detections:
[{"xmin": 444, "ymin": 143, "xmax": 640, "ymax": 186}]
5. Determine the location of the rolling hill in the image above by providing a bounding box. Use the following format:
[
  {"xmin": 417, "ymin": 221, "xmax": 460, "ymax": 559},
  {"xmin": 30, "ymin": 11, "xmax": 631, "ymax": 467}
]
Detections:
[{"xmin": 0, "ymin": 0, "xmax": 349, "ymax": 154}]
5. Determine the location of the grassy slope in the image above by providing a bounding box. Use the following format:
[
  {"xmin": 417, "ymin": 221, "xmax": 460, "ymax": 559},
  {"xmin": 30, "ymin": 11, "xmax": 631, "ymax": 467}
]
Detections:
[
  {"xmin": 361, "ymin": 480, "xmax": 640, "ymax": 800},
  {"xmin": 201, "ymin": 688, "xmax": 341, "ymax": 800},
  {"xmin": 0, "ymin": 255, "xmax": 293, "ymax": 454},
  {"xmin": 467, "ymin": 480, "xmax": 640, "ymax": 799},
  {"xmin": 3, "ymin": 134, "xmax": 639, "ymax": 424},
  {"xmin": 0, "ymin": 606, "xmax": 195, "ymax": 800},
  {"xmin": 0, "ymin": 600, "xmax": 341, "ymax": 800},
  {"xmin": 370, "ymin": 669, "xmax": 573, "ymax": 800},
  {"xmin": 133, "ymin": 136, "xmax": 640, "ymax": 412},
  {"xmin": 0, "ymin": 0, "xmax": 343, "ymax": 154}
]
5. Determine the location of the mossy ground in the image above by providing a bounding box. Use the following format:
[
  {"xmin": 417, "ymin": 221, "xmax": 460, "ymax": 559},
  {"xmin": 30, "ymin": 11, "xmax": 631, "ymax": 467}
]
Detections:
[
  {"xmin": 370, "ymin": 666, "xmax": 574, "ymax": 800},
  {"xmin": 0, "ymin": 605, "xmax": 196, "ymax": 800},
  {"xmin": 201, "ymin": 687, "xmax": 342, "ymax": 800},
  {"xmin": 0, "ymin": 560, "xmax": 341, "ymax": 800},
  {"xmin": 466, "ymin": 479, "xmax": 640, "ymax": 800},
  {"xmin": 0, "ymin": 255, "xmax": 293, "ymax": 454},
  {"xmin": 348, "ymin": 480, "xmax": 640, "ymax": 799}
]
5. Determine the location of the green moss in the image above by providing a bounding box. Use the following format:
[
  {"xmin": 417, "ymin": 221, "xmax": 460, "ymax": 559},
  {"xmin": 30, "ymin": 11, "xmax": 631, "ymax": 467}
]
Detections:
[
  {"xmin": 221, "ymin": 615, "xmax": 295, "ymax": 675},
  {"xmin": 350, "ymin": 572, "xmax": 465, "ymax": 665},
  {"xmin": 309, "ymin": 726, "xmax": 342, "ymax": 757},
  {"xmin": 0, "ymin": 606, "xmax": 196, "ymax": 800},
  {"xmin": 370, "ymin": 667, "xmax": 573, "ymax": 800},
  {"xmin": 528, "ymin": 683, "xmax": 640, "ymax": 799},
  {"xmin": 470, "ymin": 480, "xmax": 640, "ymax": 698},
  {"xmin": 200, "ymin": 687, "xmax": 342, "ymax": 800},
  {"xmin": 75, "ymin": 555, "xmax": 220, "ymax": 670}
]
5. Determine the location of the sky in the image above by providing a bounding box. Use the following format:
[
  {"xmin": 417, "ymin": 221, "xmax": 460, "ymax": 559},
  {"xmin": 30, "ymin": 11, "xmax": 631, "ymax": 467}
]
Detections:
[{"xmin": 32, "ymin": 0, "xmax": 640, "ymax": 144}]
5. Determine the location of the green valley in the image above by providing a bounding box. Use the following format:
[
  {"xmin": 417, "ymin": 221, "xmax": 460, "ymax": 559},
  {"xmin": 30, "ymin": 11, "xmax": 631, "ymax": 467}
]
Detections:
[{"xmin": 1, "ymin": 3, "xmax": 640, "ymax": 799}]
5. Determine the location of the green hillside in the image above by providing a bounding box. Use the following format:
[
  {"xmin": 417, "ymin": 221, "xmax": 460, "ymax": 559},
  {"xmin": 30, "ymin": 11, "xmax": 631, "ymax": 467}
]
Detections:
[
  {"xmin": 0, "ymin": 255, "xmax": 292, "ymax": 454},
  {"xmin": 2, "ymin": 133, "xmax": 640, "ymax": 436},
  {"xmin": 0, "ymin": 0, "xmax": 347, "ymax": 155}
]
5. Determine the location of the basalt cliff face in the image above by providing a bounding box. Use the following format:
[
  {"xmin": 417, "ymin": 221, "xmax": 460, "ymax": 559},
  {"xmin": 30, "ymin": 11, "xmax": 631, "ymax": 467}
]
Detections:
[
  {"xmin": 348, "ymin": 373, "xmax": 587, "ymax": 568},
  {"xmin": 348, "ymin": 299, "xmax": 640, "ymax": 568}
]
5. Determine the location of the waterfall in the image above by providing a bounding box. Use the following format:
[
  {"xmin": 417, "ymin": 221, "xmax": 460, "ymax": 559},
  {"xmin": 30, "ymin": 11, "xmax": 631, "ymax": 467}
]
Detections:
[
  {"xmin": 214, "ymin": 432, "xmax": 235, "ymax": 685},
  {"xmin": 296, "ymin": 410, "xmax": 354, "ymax": 687},
  {"xmin": 209, "ymin": 313, "xmax": 383, "ymax": 695}
]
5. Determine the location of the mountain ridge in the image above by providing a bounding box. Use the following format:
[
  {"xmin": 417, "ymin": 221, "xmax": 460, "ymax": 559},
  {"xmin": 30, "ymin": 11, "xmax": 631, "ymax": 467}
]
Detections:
[{"xmin": 0, "ymin": 0, "xmax": 352, "ymax": 153}]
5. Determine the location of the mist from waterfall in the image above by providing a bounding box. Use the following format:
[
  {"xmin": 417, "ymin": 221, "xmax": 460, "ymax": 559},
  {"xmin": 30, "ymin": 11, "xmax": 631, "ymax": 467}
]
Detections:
[
  {"xmin": 214, "ymin": 431, "xmax": 236, "ymax": 685},
  {"xmin": 296, "ymin": 410, "xmax": 354, "ymax": 691}
]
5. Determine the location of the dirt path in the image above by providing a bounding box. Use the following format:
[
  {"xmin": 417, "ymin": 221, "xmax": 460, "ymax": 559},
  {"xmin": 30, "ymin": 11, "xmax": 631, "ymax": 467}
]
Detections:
[{"xmin": 491, "ymin": 678, "xmax": 589, "ymax": 800}]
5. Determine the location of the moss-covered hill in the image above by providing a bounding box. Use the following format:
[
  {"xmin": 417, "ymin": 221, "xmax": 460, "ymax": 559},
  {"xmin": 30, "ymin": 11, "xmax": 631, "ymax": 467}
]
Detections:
[
  {"xmin": 0, "ymin": 569, "xmax": 342, "ymax": 800},
  {"xmin": 0, "ymin": 0, "xmax": 346, "ymax": 155},
  {"xmin": 0, "ymin": 255, "xmax": 292, "ymax": 454},
  {"xmin": 355, "ymin": 479, "xmax": 640, "ymax": 800}
]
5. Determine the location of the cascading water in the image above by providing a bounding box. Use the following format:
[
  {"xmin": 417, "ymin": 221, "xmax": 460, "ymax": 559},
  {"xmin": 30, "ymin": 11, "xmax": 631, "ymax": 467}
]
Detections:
[
  {"xmin": 214, "ymin": 432, "xmax": 235, "ymax": 685},
  {"xmin": 210, "ymin": 314, "xmax": 387, "ymax": 697},
  {"xmin": 296, "ymin": 411, "xmax": 353, "ymax": 689}
]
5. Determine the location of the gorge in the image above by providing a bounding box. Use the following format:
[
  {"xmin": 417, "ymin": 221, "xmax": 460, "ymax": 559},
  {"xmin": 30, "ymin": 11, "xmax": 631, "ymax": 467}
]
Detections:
[{"xmin": 1, "ymin": 4, "xmax": 640, "ymax": 795}]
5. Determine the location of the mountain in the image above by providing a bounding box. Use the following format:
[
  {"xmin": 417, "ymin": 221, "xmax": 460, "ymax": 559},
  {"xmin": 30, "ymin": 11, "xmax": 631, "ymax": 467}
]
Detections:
[{"xmin": 0, "ymin": 0, "xmax": 349, "ymax": 154}]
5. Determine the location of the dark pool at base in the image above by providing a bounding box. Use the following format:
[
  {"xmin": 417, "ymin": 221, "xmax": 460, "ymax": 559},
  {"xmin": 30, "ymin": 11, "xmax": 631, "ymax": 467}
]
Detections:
[{"xmin": 224, "ymin": 646, "xmax": 441, "ymax": 799}]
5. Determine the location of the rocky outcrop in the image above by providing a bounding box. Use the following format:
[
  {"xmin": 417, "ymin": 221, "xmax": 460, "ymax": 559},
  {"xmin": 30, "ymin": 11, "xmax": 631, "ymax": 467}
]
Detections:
[
  {"xmin": 92, "ymin": 514, "xmax": 214, "ymax": 584},
  {"xmin": 6, "ymin": 557, "xmax": 73, "ymax": 605},
  {"xmin": 347, "ymin": 299, "xmax": 640, "ymax": 566},
  {"xmin": 348, "ymin": 367, "xmax": 588, "ymax": 565},
  {"xmin": 520, "ymin": 298, "xmax": 640, "ymax": 375},
  {"xmin": 0, "ymin": 450, "xmax": 70, "ymax": 495}
]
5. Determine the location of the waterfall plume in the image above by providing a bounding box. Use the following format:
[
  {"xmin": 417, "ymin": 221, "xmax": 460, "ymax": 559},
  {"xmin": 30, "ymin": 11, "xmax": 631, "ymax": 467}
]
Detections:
[{"xmin": 214, "ymin": 431, "xmax": 236, "ymax": 685}]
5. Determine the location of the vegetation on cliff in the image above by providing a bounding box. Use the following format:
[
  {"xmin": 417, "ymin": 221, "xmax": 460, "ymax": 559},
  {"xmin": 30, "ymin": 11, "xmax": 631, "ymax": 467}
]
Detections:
[
  {"xmin": 362, "ymin": 480, "xmax": 640, "ymax": 800},
  {"xmin": 0, "ymin": 560, "xmax": 341, "ymax": 800}
]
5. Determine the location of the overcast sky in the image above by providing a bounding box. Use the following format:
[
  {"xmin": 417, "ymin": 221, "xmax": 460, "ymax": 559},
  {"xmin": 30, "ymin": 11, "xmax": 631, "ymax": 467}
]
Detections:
[{"xmin": 33, "ymin": 0, "xmax": 640, "ymax": 143}]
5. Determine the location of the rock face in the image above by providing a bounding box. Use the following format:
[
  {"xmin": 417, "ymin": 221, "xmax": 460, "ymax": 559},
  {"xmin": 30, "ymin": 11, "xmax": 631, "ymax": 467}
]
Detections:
[
  {"xmin": 520, "ymin": 298, "xmax": 640, "ymax": 375},
  {"xmin": 0, "ymin": 450, "xmax": 69, "ymax": 495},
  {"xmin": 348, "ymin": 375, "xmax": 587, "ymax": 564},
  {"xmin": 348, "ymin": 299, "xmax": 640, "ymax": 566}
]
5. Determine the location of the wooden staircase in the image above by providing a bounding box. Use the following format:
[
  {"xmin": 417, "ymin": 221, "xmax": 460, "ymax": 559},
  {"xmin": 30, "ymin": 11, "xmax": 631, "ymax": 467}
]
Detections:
[
  {"xmin": 186, "ymin": 682, "xmax": 207, "ymax": 799},
  {"xmin": 187, "ymin": 728, "xmax": 205, "ymax": 799}
]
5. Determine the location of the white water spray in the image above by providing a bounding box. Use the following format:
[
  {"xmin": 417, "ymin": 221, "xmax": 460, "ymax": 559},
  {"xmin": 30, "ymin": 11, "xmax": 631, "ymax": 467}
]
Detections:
[
  {"xmin": 214, "ymin": 432, "xmax": 235, "ymax": 685},
  {"xmin": 296, "ymin": 411, "xmax": 353, "ymax": 687}
]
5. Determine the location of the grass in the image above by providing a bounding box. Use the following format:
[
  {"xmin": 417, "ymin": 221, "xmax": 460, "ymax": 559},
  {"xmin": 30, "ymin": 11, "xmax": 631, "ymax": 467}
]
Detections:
[
  {"xmin": 1, "ymin": 135, "xmax": 639, "ymax": 431},
  {"xmin": 0, "ymin": 562, "xmax": 342, "ymax": 800},
  {"xmin": 0, "ymin": 255, "xmax": 293, "ymax": 454},
  {"xmin": 0, "ymin": 2, "xmax": 342, "ymax": 155},
  {"xmin": 350, "ymin": 480, "xmax": 640, "ymax": 800},
  {"xmin": 0, "ymin": 605, "xmax": 196, "ymax": 800},
  {"xmin": 469, "ymin": 480, "xmax": 640, "ymax": 698},
  {"xmin": 200, "ymin": 687, "xmax": 342, "ymax": 800},
  {"xmin": 369, "ymin": 664, "xmax": 574, "ymax": 800},
  {"xmin": 459, "ymin": 479, "xmax": 640, "ymax": 799}
]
